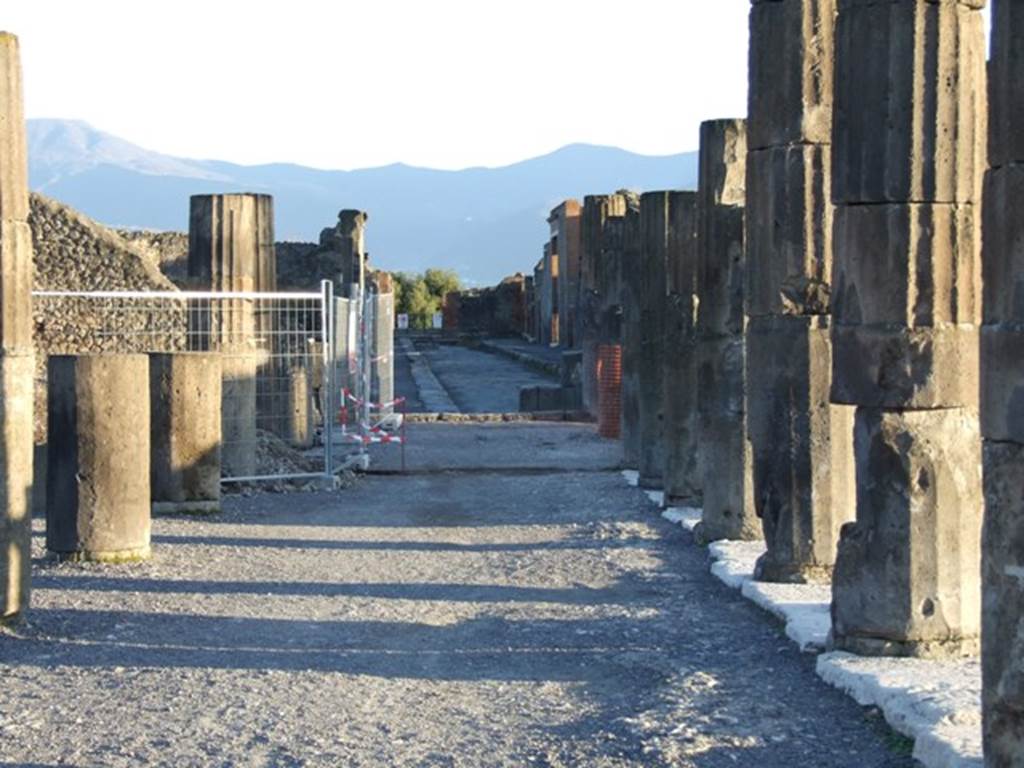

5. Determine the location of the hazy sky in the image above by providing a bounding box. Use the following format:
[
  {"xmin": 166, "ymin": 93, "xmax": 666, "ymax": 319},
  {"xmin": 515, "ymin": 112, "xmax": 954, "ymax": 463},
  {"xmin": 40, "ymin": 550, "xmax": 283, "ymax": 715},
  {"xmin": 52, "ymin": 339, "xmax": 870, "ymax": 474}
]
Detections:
[{"xmin": 6, "ymin": 1, "xmax": 752, "ymax": 170}]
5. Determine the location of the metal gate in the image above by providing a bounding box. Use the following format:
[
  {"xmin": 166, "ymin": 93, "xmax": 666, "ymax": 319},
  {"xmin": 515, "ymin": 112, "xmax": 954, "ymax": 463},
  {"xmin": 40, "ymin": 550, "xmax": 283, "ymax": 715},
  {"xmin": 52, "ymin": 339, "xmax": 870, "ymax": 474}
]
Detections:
[{"xmin": 33, "ymin": 281, "xmax": 341, "ymax": 483}]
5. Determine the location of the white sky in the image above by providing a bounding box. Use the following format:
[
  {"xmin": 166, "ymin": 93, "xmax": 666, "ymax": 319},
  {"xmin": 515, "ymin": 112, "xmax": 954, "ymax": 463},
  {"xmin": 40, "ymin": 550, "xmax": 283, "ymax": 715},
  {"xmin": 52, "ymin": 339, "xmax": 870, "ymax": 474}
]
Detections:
[{"xmin": 5, "ymin": 1, "xmax": 752, "ymax": 170}]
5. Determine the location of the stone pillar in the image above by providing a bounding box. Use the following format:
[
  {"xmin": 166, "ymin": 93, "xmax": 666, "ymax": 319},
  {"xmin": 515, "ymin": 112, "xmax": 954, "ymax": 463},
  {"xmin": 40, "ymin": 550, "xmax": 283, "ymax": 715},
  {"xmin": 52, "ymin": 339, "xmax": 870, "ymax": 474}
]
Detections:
[
  {"xmin": 46, "ymin": 355, "xmax": 151, "ymax": 562},
  {"xmin": 745, "ymin": 0, "xmax": 856, "ymax": 584},
  {"xmin": 0, "ymin": 33, "xmax": 34, "ymax": 622},
  {"xmin": 829, "ymin": 0, "xmax": 985, "ymax": 657},
  {"xmin": 150, "ymin": 354, "xmax": 222, "ymax": 515},
  {"xmin": 286, "ymin": 364, "xmax": 313, "ymax": 449},
  {"xmin": 662, "ymin": 192, "xmax": 701, "ymax": 506},
  {"xmin": 335, "ymin": 210, "xmax": 368, "ymax": 298},
  {"xmin": 580, "ymin": 194, "xmax": 628, "ymax": 417},
  {"xmin": 693, "ymin": 119, "xmax": 760, "ymax": 543},
  {"xmin": 619, "ymin": 193, "xmax": 643, "ymax": 470},
  {"xmin": 983, "ymin": 1, "xmax": 1024, "ymax": 760},
  {"xmin": 188, "ymin": 193, "xmax": 269, "ymax": 478},
  {"xmin": 636, "ymin": 192, "xmax": 673, "ymax": 489}
]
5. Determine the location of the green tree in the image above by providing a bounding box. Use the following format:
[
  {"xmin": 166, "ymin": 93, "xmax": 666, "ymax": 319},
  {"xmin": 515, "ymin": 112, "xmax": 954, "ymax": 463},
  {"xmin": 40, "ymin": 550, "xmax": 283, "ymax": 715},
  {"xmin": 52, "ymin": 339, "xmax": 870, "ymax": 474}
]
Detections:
[{"xmin": 392, "ymin": 269, "xmax": 462, "ymax": 329}]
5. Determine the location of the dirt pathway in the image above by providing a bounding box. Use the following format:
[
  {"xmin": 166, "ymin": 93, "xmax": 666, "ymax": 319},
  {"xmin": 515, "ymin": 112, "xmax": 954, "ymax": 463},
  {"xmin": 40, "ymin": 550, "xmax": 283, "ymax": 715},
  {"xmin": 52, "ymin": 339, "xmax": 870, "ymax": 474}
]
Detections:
[{"xmin": 0, "ymin": 423, "xmax": 916, "ymax": 767}]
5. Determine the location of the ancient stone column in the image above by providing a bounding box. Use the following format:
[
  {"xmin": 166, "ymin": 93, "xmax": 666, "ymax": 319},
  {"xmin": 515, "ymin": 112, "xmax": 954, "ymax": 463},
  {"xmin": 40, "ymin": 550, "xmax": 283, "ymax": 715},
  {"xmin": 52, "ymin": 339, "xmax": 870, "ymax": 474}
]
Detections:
[
  {"xmin": 829, "ymin": 0, "xmax": 985, "ymax": 657},
  {"xmin": 745, "ymin": 0, "xmax": 856, "ymax": 584},
  {"xmin": 0, "ymin": 33, "xmax": 34, "ymax": 622},
  {"xmin": 982, "ymin": 1, "xmax": 1024, "ymax": 760},
  {"xmin": 188, "ymin": 193, "xmax": 271, "ymax": 478},
  {"xmin": 693, "ymin": 119, "xmax": 760, "ymax": 543},
  {"xmin": 150, "ymin": 354, "xmax": 222, "ymax": 515},
  {"xmin": 580, "ymin": 194, "xmax": 628, "ymax": 418},
  {"xmin": 662, "ymin": 192, "xmax": 700, "ymax": 506},
  {"xmin": 335, "ymin": 210, "xmax": 368, "ymax": 298},
  {"xmin": 549, "ymin": 200, "xmax": 582, "ymax": 350},
  {"xmin": 619, "ymin": 193, "xmax": 643, "ymax": 469},
  {"xmin": 47, "ymin": 355, "xmax": 151, "ymax": 562},
  {"xmin": 636, "ymin": 191, "xmax": 675, "ymax": 489}
]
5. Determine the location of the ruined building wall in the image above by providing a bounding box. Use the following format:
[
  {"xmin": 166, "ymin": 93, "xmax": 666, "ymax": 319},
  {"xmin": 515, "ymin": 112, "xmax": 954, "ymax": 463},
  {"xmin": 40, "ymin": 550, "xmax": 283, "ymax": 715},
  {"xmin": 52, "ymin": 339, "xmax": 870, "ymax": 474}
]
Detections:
[{"xmin": 29, "ymin": 192, "xmax": 184, "ymax": 442}]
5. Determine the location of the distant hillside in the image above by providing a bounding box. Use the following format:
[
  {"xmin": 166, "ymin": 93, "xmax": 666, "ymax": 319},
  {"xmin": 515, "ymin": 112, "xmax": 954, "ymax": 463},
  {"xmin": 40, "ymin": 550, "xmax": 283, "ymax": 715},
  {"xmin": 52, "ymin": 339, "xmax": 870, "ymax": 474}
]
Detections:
[{"xmin": 27, "ymin": 119, "xmax": 698, "ymax": 285}]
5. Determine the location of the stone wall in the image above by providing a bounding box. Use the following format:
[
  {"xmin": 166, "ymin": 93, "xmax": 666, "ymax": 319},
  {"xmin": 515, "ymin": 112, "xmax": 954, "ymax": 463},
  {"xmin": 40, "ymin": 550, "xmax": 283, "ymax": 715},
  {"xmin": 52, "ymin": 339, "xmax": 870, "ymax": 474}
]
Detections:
[
  {"xmin": 117, "ymin": 229, "xmax": 190, "ymax": 286},
  {"xmin": 443, "ymin": 275, "xmax": 527, "ymax": 336},
  {"xmin": 29, "ymin": 193, "xmax": 184, "ymax": 442}
]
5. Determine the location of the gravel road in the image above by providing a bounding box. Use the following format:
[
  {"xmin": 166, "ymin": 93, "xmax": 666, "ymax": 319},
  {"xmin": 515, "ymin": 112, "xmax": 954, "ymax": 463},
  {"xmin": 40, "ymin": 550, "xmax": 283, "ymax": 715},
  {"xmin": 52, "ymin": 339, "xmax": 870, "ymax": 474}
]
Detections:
[{"xmin": 0, "ymin": 423, "xmax": 916, "ymax": 767}]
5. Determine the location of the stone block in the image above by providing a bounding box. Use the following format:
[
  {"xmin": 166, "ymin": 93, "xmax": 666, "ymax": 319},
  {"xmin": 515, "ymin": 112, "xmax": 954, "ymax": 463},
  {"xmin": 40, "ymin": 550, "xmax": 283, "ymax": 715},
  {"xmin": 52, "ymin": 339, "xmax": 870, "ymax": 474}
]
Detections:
[
  {"xmin": 746, "ymin": 145, "xmax": 833, "ymax": 319},
  {"xmin": 0, "ymin": 218, "xmax": 33, "ymax": 352},
  {"xmin": 667, "ymin": 191, "xmax": 700, "ymax": 297},
  {"xmin": 695, "ymin": 336, "xmax": 760, "ymax": 542},
  {"xmin": 831, "ymin": 406, "xmax": 982, "ymax": 658},
  {"xmin": 663, "ymin": 294, "xmax": 700, "ymax": 505},
  {"xmin": 989, "ymin": 0, "xmax": 1024, "ymax": 169},
  {"xmin": 832, "ymin": 0, "xmax": 987, "ymax": 204},
  {"xmin": 981, "ymin": 324, "xmax": 1024, "ymax": 444},
  {"xmin": 831, "ymin": 323, "xmax": 978, "ymax": 408},
  {"xmin": 747, "ymin": 0, "xmax": 835, "ymax": 151},
  {"xmin": 46, "ymin": 355, "xmax": 152, "ymax": 562},
  {"xmin": 0, "ymin": 34, "xmax": 28, "ymax": 225},
  {"xmin": 150, "ymin": 354, "xmax": 222, "ymax": 515},
  {"xmin": 221, "ymin": 352, "xmax": 259, "ymax": 478},
  {"xmin": 0, "ymin": 353, "xmax": 33, "ymax": 622},
  {"xmin": 188, "ymin": 194, "xmax": 275, "ymax": 293},
  {"xmin": 620, "ymin": 203, "xmax": 643, "ymax": 468},
  {"xmin": 746, "ymin": 315, "xmax": 855, "ymax": 583},
  {"xmin": 833, "ymin": 203, "xmax": 980, "ymax": 328},
  {"xmin": 982, "ymin": 438, "xmax": 1024, "ymax": 764},
  {"xmin": 697, "ymin": 205, "xmax": 746, "ymax": 339},
  {"xmin": 983, "ymin": 164, "xmax": 1024, "ymax": 325},
  {"xmin": 699, "ymin": 119, "xmax": 747, "ymax": 209}
]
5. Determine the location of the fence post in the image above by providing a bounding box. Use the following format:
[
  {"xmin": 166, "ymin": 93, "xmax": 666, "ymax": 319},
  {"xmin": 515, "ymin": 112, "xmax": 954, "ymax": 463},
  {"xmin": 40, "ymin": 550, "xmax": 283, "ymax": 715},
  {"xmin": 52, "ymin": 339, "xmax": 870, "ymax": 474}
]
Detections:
[{"xmin": 321, "ymin": 279, "xmax": 334, "ymax": 479}]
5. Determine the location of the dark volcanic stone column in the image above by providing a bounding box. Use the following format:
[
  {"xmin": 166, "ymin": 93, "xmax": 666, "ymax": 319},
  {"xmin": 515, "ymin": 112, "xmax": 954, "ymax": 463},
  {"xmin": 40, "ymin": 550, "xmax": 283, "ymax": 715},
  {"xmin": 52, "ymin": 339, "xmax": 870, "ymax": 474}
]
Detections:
[
  {"xmin": 620, "ymin": 193, "xmax": 643, "ymax": 469},
  {"xmin": 693, "ymin": 119, "xmax": 760, "ymax": 543},
  {"xmin": 830, "ymin": 0, "xmax": 986, "ymax": 658},
  {"xmin": 0, "ymin": 32, "xmax": 34, "ymax": 622},
  {"xmin": 636, "ymin": 191, "xmax": 677, "ymax": 489},
  {"xmin": 745, "ymin": 0, "xmax": 856, "ymax": 584},
  {"xmin": 983, "ymin": 0, "xmax": 1024, "ymax": 761},
  {"xmin": 662, "ymin": 192, "xmax": 701, "ymax": 506},
  {"xmin": 47, "ymin": 355, "xmax": 151, "ymax": 562}
]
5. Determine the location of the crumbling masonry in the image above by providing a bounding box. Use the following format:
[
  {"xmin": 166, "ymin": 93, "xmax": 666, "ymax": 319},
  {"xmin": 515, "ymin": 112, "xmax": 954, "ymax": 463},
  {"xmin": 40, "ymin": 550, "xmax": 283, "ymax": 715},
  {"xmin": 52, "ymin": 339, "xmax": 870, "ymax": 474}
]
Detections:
[
  {"xmin": 829, "ymin": 0, "xmax": 986, "ymax": 658},
  {"xmin": 745, "ymin": 0, "xmax": 855, "ymax": 584}
]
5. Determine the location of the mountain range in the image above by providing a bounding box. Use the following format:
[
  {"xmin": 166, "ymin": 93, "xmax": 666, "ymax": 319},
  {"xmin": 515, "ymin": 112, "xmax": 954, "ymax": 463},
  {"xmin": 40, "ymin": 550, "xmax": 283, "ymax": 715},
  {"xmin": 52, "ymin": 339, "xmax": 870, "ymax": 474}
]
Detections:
[{"xmin": 27, "ymin": 119, "xmax": 698, "ymax": 286}]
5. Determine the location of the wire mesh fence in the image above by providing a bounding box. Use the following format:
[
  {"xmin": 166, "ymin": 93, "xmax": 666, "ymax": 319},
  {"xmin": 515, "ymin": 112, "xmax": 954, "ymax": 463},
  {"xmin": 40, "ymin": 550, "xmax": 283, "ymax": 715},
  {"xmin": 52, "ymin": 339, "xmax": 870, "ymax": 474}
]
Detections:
[{"xmin": 33, "ymin": 284, "xmax": 335, "ymax": 483}]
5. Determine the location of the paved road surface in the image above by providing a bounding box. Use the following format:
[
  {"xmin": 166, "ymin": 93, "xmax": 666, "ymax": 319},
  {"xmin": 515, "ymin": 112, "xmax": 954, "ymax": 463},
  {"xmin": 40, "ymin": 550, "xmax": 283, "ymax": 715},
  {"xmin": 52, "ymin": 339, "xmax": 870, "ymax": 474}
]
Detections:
[{"xmin": 0, "ymin": 423, "xmax": 915, "ymax": 767}]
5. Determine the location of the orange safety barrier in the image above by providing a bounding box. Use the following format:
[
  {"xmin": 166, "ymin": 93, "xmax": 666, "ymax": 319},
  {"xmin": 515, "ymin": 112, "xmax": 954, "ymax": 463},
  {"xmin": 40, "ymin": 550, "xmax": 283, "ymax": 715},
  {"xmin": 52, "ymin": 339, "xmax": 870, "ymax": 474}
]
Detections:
[{"xmin": 596, "ymin": 344, "xmax": 622, "ymax": 439}]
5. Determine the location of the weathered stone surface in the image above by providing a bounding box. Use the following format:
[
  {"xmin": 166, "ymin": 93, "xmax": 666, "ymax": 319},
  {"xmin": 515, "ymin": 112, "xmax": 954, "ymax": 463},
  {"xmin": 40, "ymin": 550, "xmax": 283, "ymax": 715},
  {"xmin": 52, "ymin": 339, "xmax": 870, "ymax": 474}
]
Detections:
[
  {"xmin": 832, "ymin": 0, "xmax": 987, "ymax": 204},
  {"xmin": 286, "ymin": 364, "xmax": 314, "ymax": 450},
  {"xmin": 550, "ymin": 200, "xmax": 582, "ymax": 349},
  {"xmin": 699, "ymin": 119, "xmax": 747, "ymax": 209},
  {"xmin": 221, "ymin": 353, "xmax": 259, "ymax": 478},
  {"xmin": 982, "ymin": 438, "xmax": 1024, "ymax": 765},
  {"xmin": 637, "ymin": 192, "xmax": 677, "ymax": 487},
  {"xmin": 620, "ymin": 198, "xmax": 642, "ymax": 468},
  {"xmin": 0, "ymin": 353, "xmax": 34, "ymax": 621},
  {"xmin": 833, "ymin": 202, "xmax": 980, "ymax": 328},
  {"xmin": 747, "ymin": 0, "xmax": 835, "ymax": 151},
  {"xmin": 150, "ymin": 354, "xmax": 222, "ymax": 515},
  {"xmin": 831, "ymin": 323, "xmax": 978, "ymax": 409},
  {"xmin": 983, "ymin": 164, "xmax": 1024, "ymax": 325},
  {"xmin": 746, "ymin": 144, "xmax": 833, "ymax": 319},
  {"xmin": 0, "ymin": 33, "xmax": 28, "ymax": 225},
  {"xmin": 747, "ymin": 315, "xmax": 855, "ymax": 583},
  {"xmin": 831, "ymin": 406, "xmax": 982, "ymax": 657},
  {"xmin": 698, "ymin": 120, "xmax": 747, "ymax": 339},
  {"xmin": 695, "ymin": 336, "xmax": 760, "ymax": 542},
  {"xmin": 46, "ymin": 355, "xmax": 152, "ymax": 562},
  {"xmin": 989, "ymin": 0, "xmax": 1024, "ymax": 169},
  {"xmin": 662, "ymin": 193, "xmax": 700, "ymax": 505},
  {"xmin": 980, "ymin": 324, "xmax": 1024, "ymax": 444},
  {"xmin": 188, "ymin": 194, "xmax": 275, "ymax": 293},
  {"xmin": 372, "ymin": 291, "xmax": 395, "ymax": 416},
  {"xmin": 663, "ymin": 294, "xmax": 700, "ymax": 505}
]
